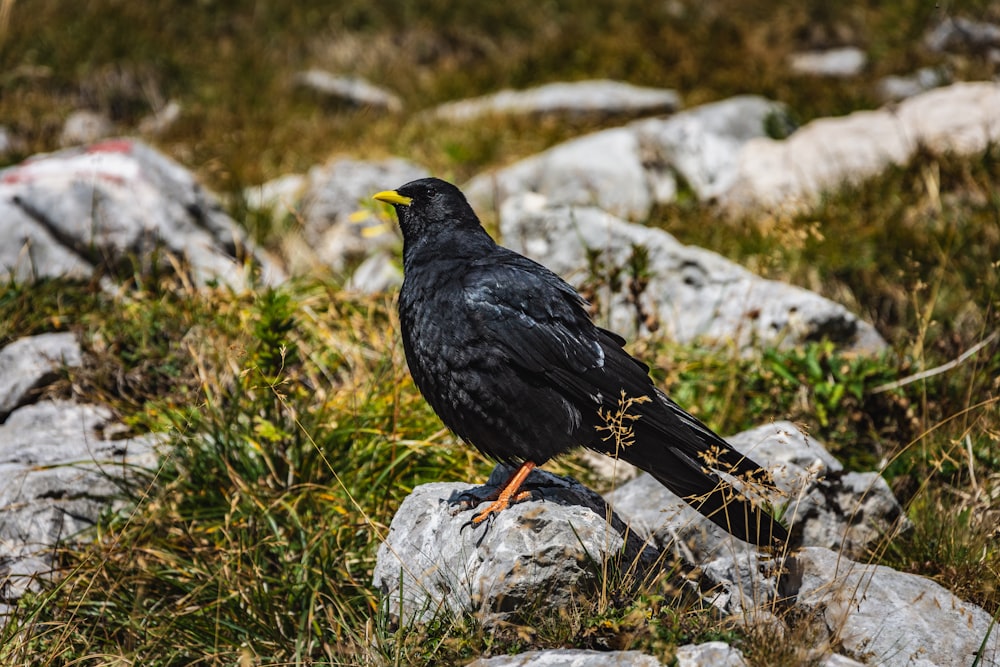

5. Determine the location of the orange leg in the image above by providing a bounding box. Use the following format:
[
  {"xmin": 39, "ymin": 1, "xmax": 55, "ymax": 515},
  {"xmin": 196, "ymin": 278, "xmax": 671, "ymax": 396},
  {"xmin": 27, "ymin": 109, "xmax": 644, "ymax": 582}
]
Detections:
[{"xmin": 472, "ymin": 461, "xmax": 537, "ymax": 524}]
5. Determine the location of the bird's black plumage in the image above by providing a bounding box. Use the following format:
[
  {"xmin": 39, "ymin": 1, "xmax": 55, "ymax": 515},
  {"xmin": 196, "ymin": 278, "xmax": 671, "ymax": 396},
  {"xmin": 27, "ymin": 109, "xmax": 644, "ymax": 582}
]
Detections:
[{"xmin": 375, "ymin": 177, "xmax": 787, "ymax": 547}]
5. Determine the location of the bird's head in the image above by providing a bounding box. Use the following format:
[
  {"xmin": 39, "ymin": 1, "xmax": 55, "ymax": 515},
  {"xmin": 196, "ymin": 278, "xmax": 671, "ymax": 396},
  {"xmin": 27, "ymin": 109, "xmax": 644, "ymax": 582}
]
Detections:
[{"xmin": 373, "ymin": 177, "xmax": 484, "ymax": 245}]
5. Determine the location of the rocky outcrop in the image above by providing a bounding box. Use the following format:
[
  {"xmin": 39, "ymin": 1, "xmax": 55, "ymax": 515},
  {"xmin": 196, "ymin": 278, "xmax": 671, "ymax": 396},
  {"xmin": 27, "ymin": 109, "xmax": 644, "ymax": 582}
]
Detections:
[
  {"xmin": 374, "ymin": 418, "xmax": 994, "ymax": 667},
  {"xmin": 795, "ymin": 547, "xmax": 999, "ymax": 666},
  {"xmin": 464, "ymin": 95, "xmax": 786, "ymax": 219},
  {"xmin": 465, "ymin": 648, "xmax": 667, "ymax": 666},
  {"xmin": 0, "ymin": 334, "xmax": 159, "ymax": 616},
  {"xmin": 0, "ymin": 332, "xmax": 82, "ymax": 421},
  {"xmin": 788, "ymin": 47, "xmax": 867, "ymax": 77},
  {"xmin": 372, "ymin": 466, "xmax": 656, "ymax": 627},
  {"xmin": 499, "ymin": 194, "xmax": 885, "ymax": 353},
  {"xmin": 459, "ymin": 83, "xmax": 1000, "ymax": 220},
  {"xmin": 724, "ymin": 82, "xmax": 1000, "ymax": 214},
  {"xmin": 246, "ymin": 156, "xmax": 426, "ymax": 284},
  {"xmin": 0, "ymin": 139, "xmax": 284, "ymax": 288}
]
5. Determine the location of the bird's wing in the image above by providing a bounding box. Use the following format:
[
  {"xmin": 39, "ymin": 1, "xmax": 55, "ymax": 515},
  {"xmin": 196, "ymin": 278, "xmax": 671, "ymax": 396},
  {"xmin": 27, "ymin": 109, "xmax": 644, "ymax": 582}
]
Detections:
[{"xmin": 462, "ymin": 254, "xmax": 608, "ymax": 379}]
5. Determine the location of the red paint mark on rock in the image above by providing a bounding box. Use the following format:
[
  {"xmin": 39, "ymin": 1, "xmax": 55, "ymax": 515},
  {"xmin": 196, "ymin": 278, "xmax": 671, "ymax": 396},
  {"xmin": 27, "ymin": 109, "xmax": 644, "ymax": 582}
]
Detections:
[{"xmin": 86, "ymin": 139, "xmax": 134, "ymax": 155}]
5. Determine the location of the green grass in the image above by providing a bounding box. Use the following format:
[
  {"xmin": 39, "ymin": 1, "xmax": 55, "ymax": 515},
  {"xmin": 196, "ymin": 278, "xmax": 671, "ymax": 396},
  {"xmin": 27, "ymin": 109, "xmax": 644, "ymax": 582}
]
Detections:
[{"xmin": 2, "ymin": 0, "xmax": 999, "ymax": 664}]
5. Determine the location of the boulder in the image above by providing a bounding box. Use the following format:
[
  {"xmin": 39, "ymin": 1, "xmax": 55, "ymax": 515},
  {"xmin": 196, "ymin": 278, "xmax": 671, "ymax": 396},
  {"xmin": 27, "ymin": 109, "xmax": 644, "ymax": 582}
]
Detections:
[
  {"xmin": 465, "ymin": 95, "xmax": 788, "ymax": 218},
  {"xmin": 0, "ymin": 400, "xmax": 158, "ymax": 612},
  {"xmin": 0, "ymin": 139, "xmax": 284, "ymax": 288},
  {"xmin": 876, "ymin": 67, "xmax": 949, "ymax": 103},
  {"xmin": 795, "ymin": 547, "xmax": 1000, "ymax": 667},
  {"xmin": 465, "ymin": 127, "xmax": 652, "ymax": 221},
  {"xmin": 607, "ymin": 422, "xmax": 905, "ymax": 561},
  {"xmin": 302, "ymin": 158, "xmax": 426, "ymax": 271},
  {"xmin": 634, "ymin": 96, "xmax": 789, "ymax": 201},
  {"xmin": 724, "ymin": 82, "xmax": 1000, "ymax": 214},
  {"xmin": 924, "ymin": 17, "xmax": 1000, "ymax": 53},
  {"xmin": 499, "ymin": 194, "xmax": 886, "ymax": 353},
  {"xmin": 372, "ymin": 465, "xmax": 657, "ymax": 627},
  {"xmin": 58, "ymin": 110, "xmax": 114, "ymax": 147},
  {"xmin": 675, "ymin": 641, "xmax": 748, "ymax": 667}
]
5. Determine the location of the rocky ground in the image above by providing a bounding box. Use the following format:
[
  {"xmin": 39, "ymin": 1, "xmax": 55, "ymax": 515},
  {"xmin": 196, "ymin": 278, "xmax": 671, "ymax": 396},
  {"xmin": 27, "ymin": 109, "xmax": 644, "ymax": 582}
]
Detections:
[{"xmin": 1, "ymin": 3, "xmax": 999, "ymax": 666}]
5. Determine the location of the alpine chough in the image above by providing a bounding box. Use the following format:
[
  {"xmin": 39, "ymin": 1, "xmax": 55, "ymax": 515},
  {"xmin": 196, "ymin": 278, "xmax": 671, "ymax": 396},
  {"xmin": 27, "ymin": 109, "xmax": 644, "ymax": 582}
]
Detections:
[{"xmin": 374, "ymin": 177, "xmax": 787, "ymax": 547}]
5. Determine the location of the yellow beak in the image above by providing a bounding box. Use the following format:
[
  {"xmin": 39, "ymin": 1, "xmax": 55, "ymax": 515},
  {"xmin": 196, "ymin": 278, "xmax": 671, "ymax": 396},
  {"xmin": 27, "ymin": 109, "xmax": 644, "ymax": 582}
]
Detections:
[{"xmin": 373, "ymin": 190, "xmax": 412, "ymax": 206}]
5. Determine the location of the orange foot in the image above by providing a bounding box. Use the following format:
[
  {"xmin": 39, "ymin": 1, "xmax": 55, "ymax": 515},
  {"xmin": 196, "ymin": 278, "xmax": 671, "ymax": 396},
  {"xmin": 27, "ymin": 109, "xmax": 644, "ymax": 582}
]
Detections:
[{"xmin": 471, "ymin": 461, "xmax": 537, "ymax": 524}]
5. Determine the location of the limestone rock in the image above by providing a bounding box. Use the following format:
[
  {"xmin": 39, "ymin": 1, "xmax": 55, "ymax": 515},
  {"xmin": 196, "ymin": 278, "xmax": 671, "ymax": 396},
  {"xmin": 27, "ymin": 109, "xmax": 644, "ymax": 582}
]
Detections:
[
  {"xmin": 465, "ymin": 127, "xmax": 652, "ymax": 221},
  {"xmin": 675, "ymin": 641, "xmax": 748, "ymax": 667},
  {"xmin": 607, "ymin": 422, "xmax": 905, "ymax": 560},
  {"xmin": 58, "ymin": 110, "xmax": 114, "ymax": 147},
  {"xmin": 295, "ymin": 69, "xmax": 402, "ymax": 112},
  {"xmin": 435, "ymin": 80, "xmax": 680, "ymax": 122},
  {"xmin": 243, "ymin": 173, "xmax": 308, "ymax": 222},
  {"xmin": 499, "ymin": 194, "xmax": 886, "ymax": 353},
  {"xmin": 0, "ymin": 332, "xmax": 82, "ymax": 420},
  {"xmin": 725, "ymin": 82, "xmax": 1000, "ymax": 214},
  {"xmin": 924, "ymin": 17, "xmax": 1000, "ymax": 53},
  {"xmin": 795, "ymin": 547, "xmax": 1000, "ymax": 667},
  {"xmin": 0, "ymin": 139, "xmax": 284, "ymax": 288},
  {"xmin": 466, "ymin": 649, "xmax": 665, "ymax": 667},
  {"xmin": 876, "ymin": 67, "xmax": 949, "ymax": 103},
  {"xmin": 634, "ymin": 96, "xmax": 790, "ymax": 201},
  {"xmin": 0, "ymin": 400, "xmax": 158, "ymax": 609},
  {"xmin": 788, "ymin": 48, "xmax": 867, "ymax": 77},
  {"xmin": 137, "ymin": 100, "xmax": 182, "ymax": 136},
  {"xmin": 301, "ymin": 157, "xmax": 427, "ymax": 273},
  {"xmin": 372, "ymin": 465, "xmax": 656, "ymax": 627},
  {"xmin": 465, "ymin": 95, "xmax": 788, "ymax": 218}
]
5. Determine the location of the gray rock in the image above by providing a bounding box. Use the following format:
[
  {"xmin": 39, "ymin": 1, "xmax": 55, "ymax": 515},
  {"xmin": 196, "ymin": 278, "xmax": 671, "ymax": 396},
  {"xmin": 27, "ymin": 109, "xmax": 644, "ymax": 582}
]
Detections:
[
  {"xmin": 295, "ymin": 69, "xmax": 402, "ymax": 112},
  {"xmin": 876, "ymin": 67, "xmax": 950, "ymax": 103},
  {"xmin": 466, "ymin": 127, "xmax": 652, "ymax": 221},
  {"xmin": 0, "ymin": 332, "xmax": 82, "ymax": 420},
  {"xmin": 725, "ymin": 108, "xmax": 912, "ymax": 214},
  {"xmin": 243, "ymin": 173, "xmax": 308, "ymax": 222},
  {"xmin": 675, "ymin": 641, "xmax": 748, "ymax": 667},
  {"xmin": 634, "ymin": 96, "xmax": 789, "ymax": 201},
  {"xmin": 372, "ymin": 465, "xmax": 656, "ymax": 627},
  {"xmin": 698, "ymin": 548, "xmax": 789, "ymax": 616},
  {"xmin": 0, "ymin": 139, "xmax": 285, "ymax": 288},
  {"xmin": 499, "ymin": 194, "xmax": 886, "ymax": 353},
  {"xmin": 0, "ymin": 400, "xmax": 158, "ymax": 607},
  {"xmin": 58, "ymin": 110, "xmax": 114, "ymax": 147},
  {"xmin": 608, "ymin": 422, "xmax": 905, "ymax": 560},
  {"xmin": 895, "ymin": 82, "xmax": 1000, "ymax": 155},
  {"xmin": 788, "ymin": 47, "xmax": 867, "ymax": 77},
  {"xmin": 925, "ymin": 17, "xmax": 1000, "ymax": 53},
  {"xmin": 301, "ymin": 157, "xmax": 426, "ymax": 273},
  {"xmin": 435, "ymin": 80, "xmax": 680, "ymax": 122},
  {"xmin": 344, "ymin": 250, "xmax": 401, "ymax": 293},
  {"xmin": 819, "ymin": 655, "xmax": 868, "ymax": 667},
  {"xmin": 795, "ymin": 547, "xmax": 1000, "ymax": 667},
  {"xmin": 465, "ymin": 95, "xmax": 793, "ymax": 217},
  {"xmin": 792, "ymin": 470, "xmax": 907, "ymax": 557},
  {"xmin": 0, "ymin": 198, "xmax": 95, "ymax": 283},
  {"xmin": 467, "ymin": 649, "xmax": 665, "ymax": 667},
  {"xmin": 725, "ymin": 82, "xmax": 1000, "ymax": 214}
]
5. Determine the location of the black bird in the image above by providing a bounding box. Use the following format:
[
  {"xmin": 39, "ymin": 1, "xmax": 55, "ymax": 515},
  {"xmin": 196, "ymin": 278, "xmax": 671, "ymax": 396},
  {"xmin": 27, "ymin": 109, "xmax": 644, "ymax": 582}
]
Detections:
[{"xmin": 374, "ymin": 178, "xmax": 787, "ymax": 547}]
